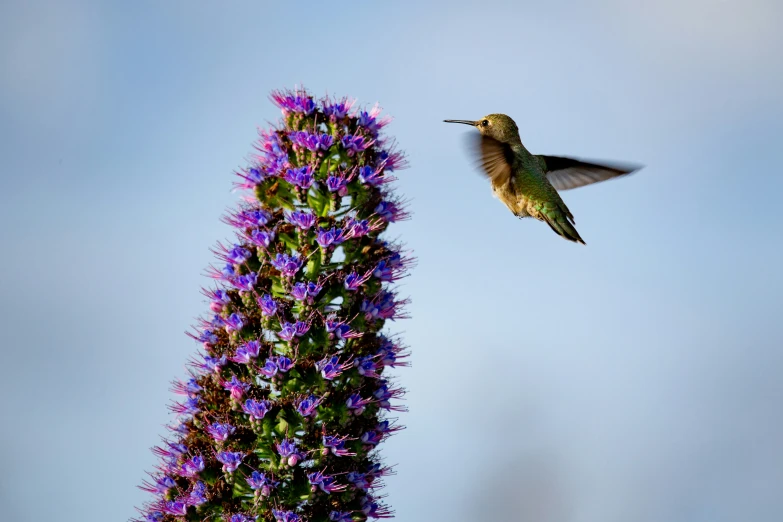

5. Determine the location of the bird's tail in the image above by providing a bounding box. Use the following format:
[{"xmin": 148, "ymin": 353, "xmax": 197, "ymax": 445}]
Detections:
[{"xmin": 541, "ymin": 204, "xmax": 586, "ymax": 245}]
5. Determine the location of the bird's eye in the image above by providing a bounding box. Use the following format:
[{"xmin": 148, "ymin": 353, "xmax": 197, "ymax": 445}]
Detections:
[{"xmin": 481, "ymin": 119, "xmax": 489, "ymax": 127}]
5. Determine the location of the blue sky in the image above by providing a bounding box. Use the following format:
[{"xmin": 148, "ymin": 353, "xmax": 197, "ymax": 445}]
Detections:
[{"xmin": 1, "ymin": 1, "xmax": 782, "ymax": 521}]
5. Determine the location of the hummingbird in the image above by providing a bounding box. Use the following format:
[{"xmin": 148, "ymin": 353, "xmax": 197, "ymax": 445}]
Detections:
[{"xmin": 444, "ymin": 114, "xmax": 642, "ymax": 244}]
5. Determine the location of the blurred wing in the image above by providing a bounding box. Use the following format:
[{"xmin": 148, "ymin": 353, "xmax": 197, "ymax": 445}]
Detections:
[
  {"xmin": 537, "ymin": 155, "xmax": 642, "ymax": 191},
  {"xmin": 465, "ymin": 133, "xmax": 515, "ymax": 186}
]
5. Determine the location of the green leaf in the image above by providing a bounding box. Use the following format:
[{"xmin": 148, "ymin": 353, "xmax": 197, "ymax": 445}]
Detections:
[
  {"xmin": 262, "ymin": 416, "xmax": 274, "ymax": 438},
  {"xmin": 278, "ymin": 232, "xmax": 299, "ymax": 251},
  {"xmin": 270, "ymin": 279, "xmax": 286, "ymax": 298},
  {"xmin": 305, "ymin": 255, "xmax": 322, "ymax": 279},
  {"xmin": 232, "ymin": 475, "xmax": 252, "ymax": 498},
  {"xmin": 275, "ymin": 410, "xmax": 290, "ymax": 436},
  {"xmin": 307, "ymin": 187, "xmax": 330, "ymax": 218}
]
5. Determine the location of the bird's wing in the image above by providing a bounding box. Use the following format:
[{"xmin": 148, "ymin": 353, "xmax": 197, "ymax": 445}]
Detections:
[
  {"xmin": 466, "ymin": 134, "xmax": 515, "ymax": 186},
  {"xmin": 536, "ymin": 155, "xmax": 642, "ymax": 191}
]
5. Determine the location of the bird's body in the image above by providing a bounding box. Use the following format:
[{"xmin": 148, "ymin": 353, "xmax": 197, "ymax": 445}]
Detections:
[{"xmin": 444, "ymin": 114, "xmax": 642, "ymax": 244}]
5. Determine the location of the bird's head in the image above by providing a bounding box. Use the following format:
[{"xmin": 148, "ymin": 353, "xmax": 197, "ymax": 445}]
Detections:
[{"xmin": 444, "ymin": 113, "xmax": 521, "ymax": 143}]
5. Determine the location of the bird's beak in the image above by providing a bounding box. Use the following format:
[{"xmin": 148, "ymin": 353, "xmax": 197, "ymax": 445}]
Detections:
[{"xmin": 443, "ymin": 119, "xmax": 477, "ymax": 126}]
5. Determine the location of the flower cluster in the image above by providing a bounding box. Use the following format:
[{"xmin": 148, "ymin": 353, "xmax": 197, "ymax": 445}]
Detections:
[{"xmin": 134, "ymin": 88, "xmax": 412, "ymax": 522}]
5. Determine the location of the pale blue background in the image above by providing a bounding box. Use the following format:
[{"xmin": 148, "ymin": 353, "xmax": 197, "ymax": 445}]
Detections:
[{"xmin": 1, "ymin": 1, "xmax": 782, "ymax": 521}]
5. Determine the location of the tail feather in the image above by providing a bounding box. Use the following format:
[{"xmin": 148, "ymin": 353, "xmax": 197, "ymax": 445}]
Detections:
[{"xmin": 541, "ymin": 205, "xmax": 586, "ymax": 245}]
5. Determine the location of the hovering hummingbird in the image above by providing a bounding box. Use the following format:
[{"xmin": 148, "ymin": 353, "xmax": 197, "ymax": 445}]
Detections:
[{"xmin": 444, "ymin": 114, "xmax": 642, "ymax": 244}]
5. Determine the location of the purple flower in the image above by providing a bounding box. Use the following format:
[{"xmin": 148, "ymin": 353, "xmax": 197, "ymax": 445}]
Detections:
[
  {"xmin": 249, "ymin": 228, "xmax": 275, "ymax": 248},
  {"xmin": 329, "ymin": 512, "xmax": 353, "ymax": 522},
  {"xmin": 290, "ymin": 282, "xmax": 308, "ymax": 301},
  {"xmin": 361, "ymin": 430, "xmax": 383, "ymax": 446},
  {"xmin": 152, "ymin": 441, "xmax": 187, "ymax": 461},
  {"xmin": 140, "ymin": 474, "xmax": 177, "ymax": 494},
  {"xmin": 275, "ymin": 439, "xmax": 301, "ymax": 466},
  {"xmin": 222, "ymin": 376, "xmax": 251, "ymax": 400},
  {"xmin": 155, "ymin": 455, "xmax": 178, "ymax": 476},
  {"xmin": 287, "ymin": 210, "xmax": 316, "ymax": 230},
  {"xmin": 227, "ymin": 208, "xmax": 271, "ymax": 229},
  {"xmin": 224, "ymin": 313, "xmax": 245, "ymax": 332},
  {"xmin": 343, "ymin": 217, "xmax": 376, "ymax": 239},
  {"xmin": 257, "ymin": 358, "xmax": 278, "ymax": 378},
  {"xmin": 279, "ymin": 320, "xmax": 310, "ymax": 341},
  {"xmin": 296, "ymin": 395, "xmax": 322, "ymax": 417},
  {"xmin": 218, "ymin": 263, "xmax": 235, "ymax": 281},
  {"xmin": 358, "ymin": 165, "xmax": 387, "ymax": 187},
  {"xmin": 187, "ymin": 481, "xmax": 207, "ymax": 506},
  {"xmin": 199, "ymin": 354, "xmax": 226, "ymax": 373},
  {"xmin": 158, "ymin": 500, "xmax": 188, "ymax": 516},
  {"xmin": 346, "ymin": 393, "xmax": 371, "ymax": 415},
  {"xmin": 208, "ymin": 289, "xmax": 231, "ymax": 312},
  {"xmin": 206, "ymin": 422, "xmax": 236, "ymax": 442},
  {"xmin": 227, "ymin": 244, "xmax": 251, "ymax": 264},
  {"xmin": 257, "ymin": 128, "xmax": 283, "ymax": 155},
  {"xmin": 318, "ymin": 133, "xmax": 334, "ymax": 150},
  {"xmin": 347, "ymin": 471, "xmax": 371, "ymax": 490},
  {"xmin": 374, "ymin": 381, "xmax": 406, "ymax": 411},
  {"xmin": 322, "ymin": 95, "xmax": 356, "ymax": 120},
  {"xmin": 316, "ymin": 355, "xmax": 349, "ymax": 380},
  {"xmin": 284, "ymin": 166, "xmax": 315, "ymax": 189},
  {"xmin": 232, "ymin": 272, "xmax": 257, "ymax": 292},
  {"xmin": 209, "ymin": 314, "xmax": 226, "ymax": 329},
  {"xmin": 230, "ymin": 340, "xmax": 261, "ymax": 364},
  {"xmin": 361, "ymin": 497, "xmax": 392, "ymax": 518},
  {"xmin": 325, "ymin": 315, "xmax": 361, "ymax": 339},
  {"xmin": 272, "ymin": 253, "xmax": 302, "ymax": 277},
  {"xmin": 288, "ymin": 131, "xmax": 310, "ymax": 150},
  {"xmin": 143, "ymin": 512, "xmax": 164, "ymax": 522},
  {"xmin": 230, "ymin": 515, "xmax": 257, "ymax": 522},
  {"xmin": 341, "ymin": 134, "xmax": 374, "ymax": 153},
  {"xmin": 375, "ymin": 420, "xmax": 401, "ymax": 436},
  {"xmin": 276, "ymin": 322, "xmax": 297, "ymax": 342},
  {"xmin": 169, "ymin": 397, "xmax": 200, "ymax": 416},
  {"xmin": 271, "ymin": 89, "xmax": 315, "ymax": 115},
  {"xmin": 337, "ymin": 323, "xmax": 360, "ymax": 339},
  {"xmin": 356, "ymin": 104, "xmax": 391, "ymax": 135},
  {"xmin": 171, "ymin": 377, "xmax": 202, "ymax": 397},
  {"xmin": 216, "ymin": 451, "xmax": 243, "ymax": 473},
  {"xmin": 344, "ymin": 270, "xmax": 371, "ymax": 291},
  {"xmin": 167, "ymin": 422, "xmax": 189, "ymax": 436},
  {"xmin": 323, "ymin": 435, "xmax": 354, "ymax": 457},
  {"xmin": 290, "ymin": 281, "xmax": 323, "ymax": 303},
  {"xmin": 246, "ymin": 470, "xmax": 277, "ymax": 495},
  {"xmin": 326, "ymin": 172, "xmax": 349, "ymax": 195},
  {"xmin": 365, "ymin": 462, "xmax": 388, "ymax": 478},
  {"xmin": 272, "ymin": 510, "xmax": 301, "ymax": 522},
  {"xmin": 257, "ymin": 294, "xmax": 278, "ymax": 316},
  {"xmin": 167, "ymin": 442, "xmax": 188, "ymax": 455},
  {"xmin": 294, "ymin": 320, "xmax": 310, "ymax": 337},
  {"xmin": 377, "ymin": 148, "xmax": 407, "ymax": 171},
  {"xmin": 242, "ymin": 398, "xmax": 271, "ymax": 420},
  {"xmin": 234, "ymin": 166, "xmax": 266, "ymax": 190},
  {"xmin": 375, "ymin": 200, "xmax": 409, "ymax": 222},
  {"xmin": 178, "ymin": 456, "xmax": 204, "ymax": 478},
  {"xmin": 289, "ymin": 131, "xmax": 333, "ymax": 152},
  {"xmin": 373, "ymin": 260, "xmax": 393, "ymax": 281},
  {"xmin": 361, "ymin": 291, "xmax": 407, "ymax": 321},
  {"xmin": 355, "ymin": 356, "xmax": 380, "ymax": 378},
  {"xmin": 308, "ymin": 471, "xmax": 346, "ymax": 493},
  {"xmin": 196, "ymin": 328, "xmax": 219, "ymax": 345},
  {"xmin": 316, "ymin": 227, "xmax": 345, "ymax": 248},
  {"xmin": 306, "ymin": 281, "xmax": 322, "ymax": 299},
  {"xmin": 264, "ymin": 153, "xmax": 289, "ymax": 177},
  {"xmin": 276, "ymin": 356, "xmax": 294, "ymax": 372}
]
